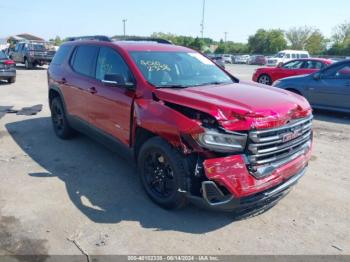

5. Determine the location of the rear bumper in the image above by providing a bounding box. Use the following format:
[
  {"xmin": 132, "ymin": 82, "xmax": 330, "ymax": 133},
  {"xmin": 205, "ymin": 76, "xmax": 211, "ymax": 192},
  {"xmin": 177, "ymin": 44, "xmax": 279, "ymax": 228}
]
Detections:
[
  {"xmin": 0, "ymin": 69, "xmax": 16, "ymax": 79},
  {"xmin": 29, "ymin": 57, "xmax": 52, "ymax": 64},
  {"xmin": 189, "ymin": 166, "xmax": 306, "ymax": 212}
]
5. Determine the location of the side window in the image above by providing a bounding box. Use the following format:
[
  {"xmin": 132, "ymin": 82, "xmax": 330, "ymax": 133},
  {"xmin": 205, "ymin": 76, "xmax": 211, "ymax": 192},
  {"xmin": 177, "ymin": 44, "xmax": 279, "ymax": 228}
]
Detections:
[
  {"xmin": 302, "ymin": 61, "xmax": 323, "ymax": 69},
  {"xmin": 285, "ymin": 54, "xmax": 291, "ymax": 59},
  {"xmin": 323, "ymin": 63, "xmax": 350, "ymax": 79},
  {"xmin": 282, "ymin": 60, "xmax": 303, "ymax": 69},
  {"xmin": 335, "ymin": 65, "xmax": 350, "ymax": 79},
  {"xmin": 51, "ymin": 45, "xmax": 72, "ymax": 65},
  {"xmin": 71, "ymin": 45, "xmax": 99, "ymax": 77},
  {"xmin": 292, "ymin": 54, "xmax": 296, "ymax": 59},
  {"xmin": 96, "ymin": 47, "xmax": 134, "ymax": 83}
]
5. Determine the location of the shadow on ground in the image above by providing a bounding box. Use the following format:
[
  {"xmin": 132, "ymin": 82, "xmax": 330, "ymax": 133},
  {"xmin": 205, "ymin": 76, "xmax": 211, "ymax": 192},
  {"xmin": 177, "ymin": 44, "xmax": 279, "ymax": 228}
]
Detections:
[
  {"xmin": 313, "ymin": 109, "xmax": 350, "ymax": 125},
  {"xmin": 6, "ymin": 117, "xmax": 238, "ymax": 234},
  {"xmin": 15, "ymin": 65, "xmax": 47, "ymax": 71}
]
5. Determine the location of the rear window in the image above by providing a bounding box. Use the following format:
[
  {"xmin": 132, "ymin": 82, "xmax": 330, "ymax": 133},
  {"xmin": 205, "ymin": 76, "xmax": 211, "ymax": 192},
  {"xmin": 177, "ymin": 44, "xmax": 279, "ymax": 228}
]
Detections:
[
  {"xmin": 28, "ymin": 44, "xmax": 45, "ymax": 51},
  {"xmin": 51, "ymin": 45, "xmax": 71, "ymax": 65},
  {"xmin": 71, "ymin": 45, "xmax": 99, "ymax": 77}
]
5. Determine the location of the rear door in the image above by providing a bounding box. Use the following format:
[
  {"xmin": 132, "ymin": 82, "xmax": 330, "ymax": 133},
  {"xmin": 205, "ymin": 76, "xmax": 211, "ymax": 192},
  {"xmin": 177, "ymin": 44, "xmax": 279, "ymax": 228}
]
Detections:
[
  {"xmin": 306, "ymin": 62, "xmax": 350, "ymax": 109},
  {"xmin": 88, "ymin": 46, "xmax": 135, "ymax": 145},
  {"xmin": 63, "ymin": 45, "xmax": 99, "ymax": 123},
  {"xmin": 275, "ymin": 60, "xmax": 305, "ymax": 79},
  {"xmin": 299, "ymin": 60, "xmax": 323, "ymax": 75},
  {"xmin": 12, "ymin": 44, "xmax": 22, "ymax": 62}
]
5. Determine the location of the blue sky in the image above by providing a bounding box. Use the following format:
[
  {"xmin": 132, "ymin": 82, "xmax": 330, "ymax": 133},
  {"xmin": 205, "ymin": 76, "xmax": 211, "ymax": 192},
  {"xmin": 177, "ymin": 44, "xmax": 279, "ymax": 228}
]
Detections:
[{"xmin": 1, "ymin": 0, "xmax": 349, "ymax": 42}]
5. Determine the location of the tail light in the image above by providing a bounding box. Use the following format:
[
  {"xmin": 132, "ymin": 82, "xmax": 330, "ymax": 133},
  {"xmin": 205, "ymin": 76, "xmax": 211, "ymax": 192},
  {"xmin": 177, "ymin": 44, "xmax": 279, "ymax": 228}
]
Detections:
[
  {"xmin": 2, "ymin": 60, "xmax": 15, "ymax": 69},
  {"xmin": 4, "ymin": 60, "xmax": 15, "ymax": 65}
]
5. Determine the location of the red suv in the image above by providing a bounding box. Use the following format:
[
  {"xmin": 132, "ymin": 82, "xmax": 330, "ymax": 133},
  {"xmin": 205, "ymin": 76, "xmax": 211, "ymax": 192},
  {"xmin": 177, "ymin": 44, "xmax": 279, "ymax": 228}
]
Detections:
[{"xmin": 48, "ymin": 37, "xmax": 313, "ymax": 212}]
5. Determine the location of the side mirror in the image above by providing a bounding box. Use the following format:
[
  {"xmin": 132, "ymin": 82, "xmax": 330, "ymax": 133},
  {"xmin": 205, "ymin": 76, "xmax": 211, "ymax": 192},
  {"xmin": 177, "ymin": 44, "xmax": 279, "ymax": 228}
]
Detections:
[
  {"xmin": 313, "ymin": 72, "xmax": 321, "ymax": 80},
  {"xmin": 102, "ymin": 74, "xmax": 135, "ymax": 90},
  {"xmin": 277, "ymin": 63, "xmax": 283, "ymax": 68}
]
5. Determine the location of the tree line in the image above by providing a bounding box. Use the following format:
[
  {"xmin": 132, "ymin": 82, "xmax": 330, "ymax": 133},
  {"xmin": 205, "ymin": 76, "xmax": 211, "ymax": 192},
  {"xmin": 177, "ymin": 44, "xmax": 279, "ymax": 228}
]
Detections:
[{"xmin": 49, "ymin": 21, "xmax": 350, "ymax": 56}]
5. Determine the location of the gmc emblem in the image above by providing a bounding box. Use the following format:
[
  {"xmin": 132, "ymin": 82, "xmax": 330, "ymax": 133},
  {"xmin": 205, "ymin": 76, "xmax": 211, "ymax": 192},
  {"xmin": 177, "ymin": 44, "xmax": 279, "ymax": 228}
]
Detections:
[{"xmin": 282, "ymin": 128, "xmax": 303, "ymax": 142}]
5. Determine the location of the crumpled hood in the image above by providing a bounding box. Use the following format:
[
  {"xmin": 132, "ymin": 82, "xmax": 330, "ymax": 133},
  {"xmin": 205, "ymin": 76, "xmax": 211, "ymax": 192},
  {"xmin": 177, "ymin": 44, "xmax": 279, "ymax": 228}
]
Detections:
[{"xmin": 154, "ymin": 81, "xmax": 312, "ymax": 131}]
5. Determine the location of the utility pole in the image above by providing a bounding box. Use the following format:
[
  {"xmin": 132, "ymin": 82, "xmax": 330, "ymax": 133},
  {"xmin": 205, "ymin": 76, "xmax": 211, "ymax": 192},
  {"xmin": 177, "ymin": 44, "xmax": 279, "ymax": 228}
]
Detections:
[
  {"xmin": 122, "ymin": 19, "xmax": 127, "ymax": 38},
  {"xmin": 200, "ymin": 0, "xmax": 205, "ymax": 38},
  {"xmin": 224, "ymin": 32, "xmax": 228, "ymax": 43}
]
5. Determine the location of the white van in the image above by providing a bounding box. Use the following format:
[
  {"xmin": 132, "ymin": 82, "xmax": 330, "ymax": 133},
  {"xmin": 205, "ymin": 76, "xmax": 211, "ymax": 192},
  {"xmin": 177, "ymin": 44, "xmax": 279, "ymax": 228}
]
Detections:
[{"xmin": 266, "ymin": 50, "xmax": 310, "ymax": 67}]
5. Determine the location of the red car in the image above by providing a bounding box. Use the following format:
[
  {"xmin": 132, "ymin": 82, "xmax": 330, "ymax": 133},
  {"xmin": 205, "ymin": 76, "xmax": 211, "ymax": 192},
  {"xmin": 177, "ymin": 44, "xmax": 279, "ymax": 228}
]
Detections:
[
  {"xmin": 48, "ymin": 36, "xmax": 313, "ymax": 212},
  {"xmin": 253, "ymin": 58, "xmax": 333, "ymax": 85}
]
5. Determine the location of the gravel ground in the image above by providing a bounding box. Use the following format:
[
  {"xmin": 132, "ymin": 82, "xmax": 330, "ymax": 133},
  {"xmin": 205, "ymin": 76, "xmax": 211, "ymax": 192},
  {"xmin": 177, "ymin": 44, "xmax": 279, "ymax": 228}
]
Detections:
[{"xmin": 0, "ymin": 64, "xmax": 349, "ymax": 256}]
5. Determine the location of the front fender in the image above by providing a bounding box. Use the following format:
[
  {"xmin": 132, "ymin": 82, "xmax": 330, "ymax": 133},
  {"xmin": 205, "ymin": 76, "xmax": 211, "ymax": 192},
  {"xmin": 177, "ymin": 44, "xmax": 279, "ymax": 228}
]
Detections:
[{"xmin": 133, "ymin": 98, "xmax": 204, "ymax": 150}]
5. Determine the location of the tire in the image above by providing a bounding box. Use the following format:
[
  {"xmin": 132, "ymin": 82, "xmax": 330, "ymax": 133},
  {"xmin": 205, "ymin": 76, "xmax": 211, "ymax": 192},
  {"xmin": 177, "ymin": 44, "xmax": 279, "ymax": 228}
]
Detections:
[
  {"xmin": 50, "ymin": 97, "xmax": 75, "ymax": 139},
  {"xmin": 137, "ymin": 137, "xmax": 189, "ymax": 210},
  {"xmin": 258, "ymin": 74, "xmax": 272, "ymax": 85},
  {"xmin": 25, "ymin": 58, "xmax": 32, "ymax": 69},
  {"xmin": 8, "ymin": 77, "xmax": 16, "ymax": 84}
]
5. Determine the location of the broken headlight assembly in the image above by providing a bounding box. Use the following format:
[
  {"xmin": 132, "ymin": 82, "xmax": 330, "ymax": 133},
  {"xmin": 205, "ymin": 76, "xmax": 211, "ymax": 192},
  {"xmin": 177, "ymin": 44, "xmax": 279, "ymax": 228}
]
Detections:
[{"xmin": 194, "ymin": 129, "xmax": 247, "ymax": 153}]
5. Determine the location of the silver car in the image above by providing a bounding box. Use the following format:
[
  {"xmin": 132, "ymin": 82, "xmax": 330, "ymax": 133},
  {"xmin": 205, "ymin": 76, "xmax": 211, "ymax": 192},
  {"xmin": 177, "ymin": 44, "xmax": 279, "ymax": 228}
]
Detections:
[{"xmin": 0, "ymin": 51, "xmax": 16, "ymax": 83}]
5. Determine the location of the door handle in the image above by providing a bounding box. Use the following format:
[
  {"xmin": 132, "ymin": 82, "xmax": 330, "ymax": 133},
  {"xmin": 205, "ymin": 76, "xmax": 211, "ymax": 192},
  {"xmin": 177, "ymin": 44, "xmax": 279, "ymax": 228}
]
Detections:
[{"xmin": 88, "ymin": 87, "xmax": 97, "ymax": 94}]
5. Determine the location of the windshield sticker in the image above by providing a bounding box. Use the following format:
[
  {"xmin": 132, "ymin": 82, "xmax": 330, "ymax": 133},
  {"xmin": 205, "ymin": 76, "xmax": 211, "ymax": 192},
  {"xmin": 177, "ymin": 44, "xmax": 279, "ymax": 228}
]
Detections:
[
  {"xmin": 140, "ymin": 60, "xmax": 171, "ymax": 72},
  {"xmin": 188, "ymin": 53, "xmax": 212, "ymax": 65}
]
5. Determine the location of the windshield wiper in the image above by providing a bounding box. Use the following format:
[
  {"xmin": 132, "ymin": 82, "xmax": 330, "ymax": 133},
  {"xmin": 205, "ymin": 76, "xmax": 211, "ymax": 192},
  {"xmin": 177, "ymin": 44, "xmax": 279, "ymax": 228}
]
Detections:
[
  {"xmin": 200, "ymin": 81, "xmax": 231, "ymax": 86},
  {"xmin": 156, "ymin": 84, "xmax": 188, "ymax": 89}
]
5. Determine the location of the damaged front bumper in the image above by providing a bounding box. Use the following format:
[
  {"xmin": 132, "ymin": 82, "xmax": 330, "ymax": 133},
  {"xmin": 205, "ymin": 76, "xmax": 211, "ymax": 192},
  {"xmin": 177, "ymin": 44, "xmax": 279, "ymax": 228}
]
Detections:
[
  {"xmin": 188, "ymin": 146, "xmax": 311, "ymax": 212},
  {"xmin": 188, "ymin": 167, "xmax": 306, "ymax": 212}
]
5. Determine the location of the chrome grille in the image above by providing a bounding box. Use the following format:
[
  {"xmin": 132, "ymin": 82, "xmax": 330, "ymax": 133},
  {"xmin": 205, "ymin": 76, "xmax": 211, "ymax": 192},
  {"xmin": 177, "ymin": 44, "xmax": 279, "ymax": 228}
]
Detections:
[{"xmin": 247, "ymin": 115, "xmax": 313, "ymax": 178}]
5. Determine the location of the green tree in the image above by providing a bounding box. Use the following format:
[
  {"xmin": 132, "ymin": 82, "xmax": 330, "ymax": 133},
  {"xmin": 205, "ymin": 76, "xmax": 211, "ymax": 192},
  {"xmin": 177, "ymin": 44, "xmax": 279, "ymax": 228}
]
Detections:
[
  {"xmin": 188, "ymin": 37, "xmax": 205, "ymax": 51},
  {"xmin": 285, "ymin": 26, "xmax": 313, "ymax": 50},
  {"xmin": 328, "ymin": 22, "xmax": 350, "ymax": 55},
  {"xmin": 305, "ymin": 30, "xmax": 328, "ymax": 55},
  {"xmin": 248, "ymin": 29, "xmax": 287, "ymax": 54}
]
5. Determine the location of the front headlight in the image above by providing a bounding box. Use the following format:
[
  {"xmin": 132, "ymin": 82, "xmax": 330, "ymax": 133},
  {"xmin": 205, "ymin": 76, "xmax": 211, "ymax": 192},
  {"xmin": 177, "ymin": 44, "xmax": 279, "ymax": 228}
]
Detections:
[{"xmin": 194, "ymin": 129, "xmax": 247, "ymax": 153}]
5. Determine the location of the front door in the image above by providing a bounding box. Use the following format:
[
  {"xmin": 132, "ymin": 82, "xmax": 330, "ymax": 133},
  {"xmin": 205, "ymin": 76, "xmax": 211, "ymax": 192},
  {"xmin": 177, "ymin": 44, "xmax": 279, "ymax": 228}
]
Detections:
[
  {"xmin": 306, "ymin": 62, "xmax": 350, "ymax": 109},
  {"xmin": 88, "ymin": 46, "xmax": 135, "ymax": 146}
]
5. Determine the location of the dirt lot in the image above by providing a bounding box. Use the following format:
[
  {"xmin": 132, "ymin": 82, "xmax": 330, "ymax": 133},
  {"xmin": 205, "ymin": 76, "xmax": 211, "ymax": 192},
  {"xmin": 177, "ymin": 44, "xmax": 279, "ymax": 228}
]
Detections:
[{"xmin": 0, "ymin": 64, "xmax": 349, "ymax": 256}]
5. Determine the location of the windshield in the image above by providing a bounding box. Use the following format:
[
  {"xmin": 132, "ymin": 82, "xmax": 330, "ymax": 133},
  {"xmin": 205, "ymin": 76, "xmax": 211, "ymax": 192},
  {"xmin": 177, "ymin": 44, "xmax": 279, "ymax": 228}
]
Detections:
[
  {"xmin": 275, "ymin": 52, "xmax": 285, "ymax": 58},
  {"xmin": 0, "ymin": 51, "xmax": 7, "ymax": 60},
  {"xmin": 28, "ymin": 44, "xmax": 45, "ymax": 51},
  {"xmin": 129, "ymin": 51, "xmax": 233, "ymax": 88}
]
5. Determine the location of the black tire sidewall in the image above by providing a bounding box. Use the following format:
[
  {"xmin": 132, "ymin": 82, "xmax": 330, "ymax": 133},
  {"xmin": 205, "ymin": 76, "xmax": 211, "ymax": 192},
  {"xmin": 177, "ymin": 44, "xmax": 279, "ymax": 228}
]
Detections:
[
  {"xmin": 50, "ymin": 97, "xmax": 73, "ymax": 139},
  {"xmin": 138, "ymin": 137, "xmax": 188, "ymax": 209}
]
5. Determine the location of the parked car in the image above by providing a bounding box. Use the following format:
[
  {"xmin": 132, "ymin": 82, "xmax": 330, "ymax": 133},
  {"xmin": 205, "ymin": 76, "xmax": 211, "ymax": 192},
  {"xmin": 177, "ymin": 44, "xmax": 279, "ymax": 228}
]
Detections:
[
  {"xmin": 247, "ymin": 55, "xmax": 267, "ymax": 65},
  {"xmin": 0, "ymin": 50, "xmax": 16, "ymax": 83},
  {"xmin": 253, "ymin": 58, "xmax": 333, "ymax": 85},
  {"xmin": 10, "ymin": 41, "xmax": 56, "ymax": 69},
  {"xmin": 234, "ymin": 55, "xmax": 250, "ymax": 64},
  {"xmin": 266, "ymin": 50, "xmax": 310, "ymax": 67},
  {"xmin": 48, "ymin": 36, "xmax": 313, "ymax": 211},
  {"xmin": 273, "ymin": 59, "xmax": 350, "ymax": 113},
  {"xmin": 210, "ymin": 55, "xmax": 225, "ymax": 69},
  {"xmin": 222, "ymin": 54, "xmax": 233, "ymax": 64}
]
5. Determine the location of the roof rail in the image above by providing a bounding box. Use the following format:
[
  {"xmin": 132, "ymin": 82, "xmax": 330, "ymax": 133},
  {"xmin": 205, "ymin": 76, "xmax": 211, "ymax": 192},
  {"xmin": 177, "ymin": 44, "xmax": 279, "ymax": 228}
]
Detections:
[
  {"xmin": 113, "ymin": 37, "xmax": 173, "ymax": 45},
  {"xmin": 67, "ymin": 35, "xmax": 112, "ymax": 42}
]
